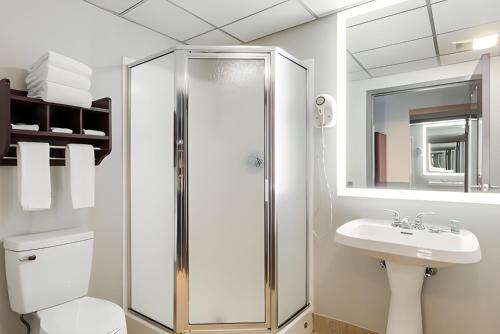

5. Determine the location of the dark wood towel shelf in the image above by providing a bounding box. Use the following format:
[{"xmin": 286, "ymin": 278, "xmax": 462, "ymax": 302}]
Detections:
[{"xmin": 0, "ymin": 78, "xmax": 112, "ymax": 166}]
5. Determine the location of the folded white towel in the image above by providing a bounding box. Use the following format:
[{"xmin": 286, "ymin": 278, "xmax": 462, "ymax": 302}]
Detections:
[
  {"xmin": 26, "ymin": 64, "xmax": 91, "ymax": 91},
  {"xmin": 66, "ymin": 144, "xmax": 95, "ymax": 209},
  {"xmin": 30, "ymin": 51, "xmax": 92, "ymax": 77},
  {"xmin": 11, "ymin": 124, "xmax": 40, "ymax": 131},
  {"xmin": 28, "ymin": 81, "xmax": 92, "ymax": 108},
  {"xmin": 83, "ymin": 129, "xmax": 106, "ymax": 136},
  {"xmin": 50, "ymin": 127, "xmax": 73, "ymax": 134},
  {"xmin": 17, "ymin": 142, "xmax": 51, "ymax": 211}
]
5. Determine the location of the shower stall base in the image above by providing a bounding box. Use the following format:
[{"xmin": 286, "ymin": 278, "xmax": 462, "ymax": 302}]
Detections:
[{"xmin": 126, "ymin": 46, "xmax": 312, "ymax": 334}]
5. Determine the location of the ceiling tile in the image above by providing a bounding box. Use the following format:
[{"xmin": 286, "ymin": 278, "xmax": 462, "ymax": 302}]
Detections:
[
  {"xmin": 168, "ymin": 0, "xmax": 284, "ymax": 27},
  {"xmin": 432, "ymin": 0, "xmax": 500, "ymax": 34},
  {"xmin": 369, "ymin": 57, "xmax": 439, "ymax": 77},
  {"xmin": 85, "ymin": 0, "xmax": 141, "ymax": 13},
  {"xmin": 300, "ymin": 0, "xmax": 366, "ymax": 17},
  {"xmin": 347, "ymin": 7, "xmax": 432, "ymax": 53},
  {"xmin": 440, "ymin": 49, "xmax": 500, "ymax": 66},
  {"xmin": 223, "ymin": 1, "xmax": 314, "ymax": 42},
  {"xmin": 124, "ymin": 0, "xmax": 213, "ymax": 41},
  {"xmin": 186, "ymin": 29, "xmax": 242, "ymax": 45},
  {"xmin": 354, "ymin": 37, "xmax": 436, "ymax": 69},
  {"xmin": 437, "ymin": 21, "xmax": 500, "ymax": 55},
  {"xmin": 347, "ymin": 0, "xmax": 426, "ymax": 27},
  {"xmin": 347, "ymin": 52, "xmax": 363, "ymax": 73},
  {"xmin": 349, "ymin": 70, "xmax": 371, "ymax": 81}
]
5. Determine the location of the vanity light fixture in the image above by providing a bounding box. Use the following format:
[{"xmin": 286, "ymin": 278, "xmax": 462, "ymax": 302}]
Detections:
[{"xmin": 472, "ymin": 33, "xmax": 498, "ymax": 50}]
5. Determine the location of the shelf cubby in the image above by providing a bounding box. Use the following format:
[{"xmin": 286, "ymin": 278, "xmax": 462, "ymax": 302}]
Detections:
[{"xmin": 0, "ymin": 78, "xmax": 112, "ymax": 166}]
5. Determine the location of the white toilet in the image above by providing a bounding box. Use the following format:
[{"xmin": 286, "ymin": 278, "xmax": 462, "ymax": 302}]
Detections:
[{"xmin": 3, "ymin": 227, "xmax": 127, "ymax": 334}]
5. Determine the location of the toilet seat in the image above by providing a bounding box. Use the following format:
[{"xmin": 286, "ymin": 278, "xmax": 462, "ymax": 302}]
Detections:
[{"xmin": 37, "ymin": 296, "xmax": 126, "ymax": 334}]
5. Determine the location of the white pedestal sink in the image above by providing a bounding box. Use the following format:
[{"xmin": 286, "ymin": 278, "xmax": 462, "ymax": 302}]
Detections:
[{"xmin": 335, "ymin": 219, "xmax": 481, "ymax": 334}]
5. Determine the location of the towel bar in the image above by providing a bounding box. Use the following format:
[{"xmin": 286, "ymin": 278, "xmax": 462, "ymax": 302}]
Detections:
[
  {"xmin": 2, "ymin": 156, "xmax": 66, "ymax": 161},
  {"xmin": 9, "ymin": 144, "xmax": 102, "ymax": 150}
]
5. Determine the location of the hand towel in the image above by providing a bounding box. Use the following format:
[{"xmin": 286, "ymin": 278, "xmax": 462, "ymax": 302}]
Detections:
[
  {"xmin": 26, "ymin": 64, "xmax": 91, "ymax": 91},
  {"xmin": 11, "ymin": 124, "xmax": 40, "ymax": 131},
  {"xmin": 30, "ymin": 51, "xmax": 92, "ymax": 77},
  {"xmin": 66, "ymin": 144, "xmax": 95, "ymax": 209},
  {"xmin": 28, "ymin": 81, "xmax": 92, "ymax": 108},
  {"xmin": 50, "ymin": 127, "xmax": 73, "ymax": 134},
  {"xmin": 16, "ymin": 142, "xmax": 51, "ymax": 211},
  {"xmin": 83, "ymin": 129, "xmax": 106, "ymax": 136}
]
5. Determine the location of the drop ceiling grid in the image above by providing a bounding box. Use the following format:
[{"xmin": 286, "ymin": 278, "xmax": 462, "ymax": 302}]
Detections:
[
  {"xmin": 86, "ymin": 0, "xmax": 321, "ymax": 44},
  {"xmin": 347, "ymin": 0, "xmax": 500, "ymax": 77}
]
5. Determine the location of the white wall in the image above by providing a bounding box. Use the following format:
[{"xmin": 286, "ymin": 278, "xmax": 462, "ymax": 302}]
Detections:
[
  {"xmin": 251, "ymin": 14, "xmax": 500, "ymax": 334},
  {"xmin": 0, "ymin": 1, "xmax": 174, "ymax": 333}
]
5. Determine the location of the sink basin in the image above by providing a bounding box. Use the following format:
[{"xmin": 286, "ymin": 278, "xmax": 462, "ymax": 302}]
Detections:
[
  {"xmin": 335, "ymin": 218, "xmax": 481, "ymax": 268},
  {"xmin": 335, "ymin": 218, "xmax": 481, "ymax": 334}
]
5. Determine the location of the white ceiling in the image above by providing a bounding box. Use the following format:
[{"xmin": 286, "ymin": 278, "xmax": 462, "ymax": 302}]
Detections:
[
  {"xmin": 84, "ymin": 0, "xmax": 363, "ymax": 44},
  {"xmin": 83, "ymin": 0, "xmax": 500, "ymax": 75},
  {"xmin": 348, "ymin": 0, "xmax": 500, "ymax": 79}
]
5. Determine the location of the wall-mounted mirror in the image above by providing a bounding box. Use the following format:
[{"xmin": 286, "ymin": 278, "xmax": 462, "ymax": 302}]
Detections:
[{"xmin": 338, "ymin": 0, "xmax": 500, "ymax": 201}]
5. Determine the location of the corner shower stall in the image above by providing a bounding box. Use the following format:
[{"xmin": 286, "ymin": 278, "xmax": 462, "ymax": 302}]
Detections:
[{"xmin": 126, "ymin": 46, "xmax": 310, "ymax": 333}]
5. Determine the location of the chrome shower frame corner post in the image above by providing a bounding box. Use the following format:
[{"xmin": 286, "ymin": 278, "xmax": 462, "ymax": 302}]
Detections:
[
  {"xmin": 268, "ymin": 49, "xmax": 278, "ymax": 332},
  {"xmin": 174, "ymin": 49, "xmax": 189, "ymax": 334}
]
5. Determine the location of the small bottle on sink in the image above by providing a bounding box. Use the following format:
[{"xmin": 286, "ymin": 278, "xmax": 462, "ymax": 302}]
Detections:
[{"xmin": 450, "ymin": 220, "xmax": 461, "ymax": 234}]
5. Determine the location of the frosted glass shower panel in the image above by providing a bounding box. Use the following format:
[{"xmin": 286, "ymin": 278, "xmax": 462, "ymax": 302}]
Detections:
[
  {"xmin": 275, "ymin": 54, "xmax": 308, "ymax": 325},
  {"xmin": 130, "ymin": 54, "xmax": 176, "ymax": 328},
  {"xmin": 187, "ymin": 58, "xmax": 267, "ymax": 324}
]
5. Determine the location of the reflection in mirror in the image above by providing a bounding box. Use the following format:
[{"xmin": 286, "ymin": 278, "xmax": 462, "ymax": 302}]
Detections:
[{"xmin": 344, "ymin": 0, "xmax": 500, "ymax": 194}]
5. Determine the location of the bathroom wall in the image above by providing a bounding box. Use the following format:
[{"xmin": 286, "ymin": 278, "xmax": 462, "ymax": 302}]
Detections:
[
  {"xmin": 0, "ymin": 1, "xmax": 174, "ymax": 332},
  {"xmin": 251, "ymin": 14, "xmax": 500, "ymax": 334}
]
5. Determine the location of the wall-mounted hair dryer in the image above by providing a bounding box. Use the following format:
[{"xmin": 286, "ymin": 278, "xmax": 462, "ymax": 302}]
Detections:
[{"xmin": 313, "ymin": 94, "xmax": 336, "ymax": 128}]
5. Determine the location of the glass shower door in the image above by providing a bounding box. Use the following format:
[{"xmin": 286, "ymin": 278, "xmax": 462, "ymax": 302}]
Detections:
[{"xmin": 186, "ymin": 56, "xmax": 268, "ymax": 325}]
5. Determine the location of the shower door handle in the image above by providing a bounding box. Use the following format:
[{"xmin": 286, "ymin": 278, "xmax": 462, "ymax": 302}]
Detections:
[{"xmin": 247, "ymin": 153, "xmax": 264, "ymax": 169}]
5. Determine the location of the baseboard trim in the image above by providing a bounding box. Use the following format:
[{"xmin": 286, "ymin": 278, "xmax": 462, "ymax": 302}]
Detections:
[{"xmin": 312, "ymin": 313, "xmax": 379, "ymax": 334}]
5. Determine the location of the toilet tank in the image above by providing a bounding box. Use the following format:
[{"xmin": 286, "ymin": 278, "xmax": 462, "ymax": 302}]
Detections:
[{"xmin": 3, "ymin": 228, "xmax": 94, "ymax": 314}]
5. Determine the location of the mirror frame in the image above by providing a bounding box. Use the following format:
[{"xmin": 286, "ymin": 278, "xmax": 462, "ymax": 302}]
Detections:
[{"xmin": 336, "ymin": 0, "xmax": 500, "ymax": 204}]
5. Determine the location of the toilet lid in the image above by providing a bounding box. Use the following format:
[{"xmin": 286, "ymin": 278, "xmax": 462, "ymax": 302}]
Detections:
[{"xmin": 37, "ymin": 296, "xmax": 126, "ymax": 334}]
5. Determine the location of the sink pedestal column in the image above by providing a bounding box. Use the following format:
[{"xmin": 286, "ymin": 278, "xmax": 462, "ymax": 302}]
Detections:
[{"xmin": 385, "ymin": 261, "xmax": 425, "ymax": 334}]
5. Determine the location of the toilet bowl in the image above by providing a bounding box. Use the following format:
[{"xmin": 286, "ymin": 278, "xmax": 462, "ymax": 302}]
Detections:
[
  {"xmin": 4, "ymin": 228, "xmax": 127, "ymax": 334},
  {"xmin": 36, "ymin": 297, "xmax": 126, "ymax": 334}
]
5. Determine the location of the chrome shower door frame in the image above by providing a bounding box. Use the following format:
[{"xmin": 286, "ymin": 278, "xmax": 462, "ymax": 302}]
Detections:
[{"xmin": 174, "ymin": 49, "xmax": 273, "ymax": 333}]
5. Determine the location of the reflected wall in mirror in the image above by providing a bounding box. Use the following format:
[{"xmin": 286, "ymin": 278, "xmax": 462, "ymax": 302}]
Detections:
[{"xmin": 344, "ymin": 0, "xmax": 500, "ymax": 195}]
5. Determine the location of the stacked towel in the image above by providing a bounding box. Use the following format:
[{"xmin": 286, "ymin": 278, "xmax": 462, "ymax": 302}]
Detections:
[{"xmin": 26, "ymin": 51, "xmax": 93, "ymax": 108}]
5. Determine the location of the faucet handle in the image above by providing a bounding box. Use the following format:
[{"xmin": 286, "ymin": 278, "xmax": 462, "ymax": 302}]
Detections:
[
  {"xmin": 384, "ymin": 209, "xmax": 400, "ymax": 219},
  {"xmin": 384, "ymin": 209, "xmax": 401, "ymax": 226},
  {"xmin": 415, "ymin": 212, "xmax": 436, "ymax": 222}
]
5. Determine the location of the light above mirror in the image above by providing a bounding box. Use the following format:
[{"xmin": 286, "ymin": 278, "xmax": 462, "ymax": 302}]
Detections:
[{"xmin": 472, "ymin": 34, "xmax": 499, "ymax": 50}]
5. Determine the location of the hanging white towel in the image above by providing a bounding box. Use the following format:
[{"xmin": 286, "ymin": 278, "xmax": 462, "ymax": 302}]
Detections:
[
  {"xmin": 16, "ymin": 142, "xmax": 51, "ymax": 211},
  {"xmin": 66, "ymin": 144, "xmax": 95, "ymax": 209},
  {"xmin": 28, "ymin": 81, "xmax": 92, "ymax": 108},
  {"xmin": 11, "ymin": 124, "xmax": 40, "ymax": 131},
  {"xmin": 29, "ymin": 51, "xmax": 92, "ymax": 77},
  {"xmin": 26, "ymin": 64, "xmax": 91, "ymax": 91}
]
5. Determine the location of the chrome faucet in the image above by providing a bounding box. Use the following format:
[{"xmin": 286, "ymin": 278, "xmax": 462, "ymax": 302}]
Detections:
[
  {"xmin": 414, "ymin": 212, "xmax": 436, "ymax": 230},
  {"xmin": 400, "ymin": 216, "xmax": 412, "ymax": 229},
  {"xmin": 384, "ymin": 209, "xmax": 401, "ymax": 227},
  {"xmin": 385, "ymin": 210, "xmax": 437, "ymax": 230}
]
